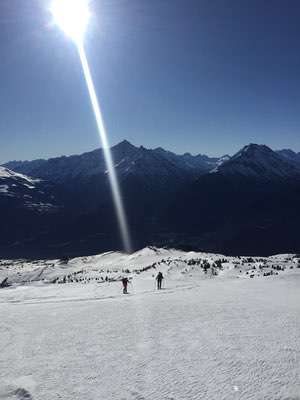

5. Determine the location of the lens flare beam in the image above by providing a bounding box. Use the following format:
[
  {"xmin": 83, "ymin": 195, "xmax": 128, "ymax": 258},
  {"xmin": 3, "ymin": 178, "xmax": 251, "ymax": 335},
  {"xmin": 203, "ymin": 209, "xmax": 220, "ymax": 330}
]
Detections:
[
  {"xmin": 77, "ymin": 42, "xmax": 132, "ymax": 253},
  {"xmin": 51, "ymin": 0, "xmax": 132, "ymax": 253}
]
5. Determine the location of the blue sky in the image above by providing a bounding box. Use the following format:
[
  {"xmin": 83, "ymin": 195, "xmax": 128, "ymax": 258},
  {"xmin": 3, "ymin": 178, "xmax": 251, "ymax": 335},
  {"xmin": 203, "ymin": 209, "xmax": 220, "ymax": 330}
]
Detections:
[{"xmin": 1, "ymin": 0, "xmax": 300, "ymax": 163}]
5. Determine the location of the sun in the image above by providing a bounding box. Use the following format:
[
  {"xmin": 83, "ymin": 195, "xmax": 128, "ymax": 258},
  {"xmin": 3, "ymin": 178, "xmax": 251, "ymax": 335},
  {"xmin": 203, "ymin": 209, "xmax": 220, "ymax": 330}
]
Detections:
[{"xmin": 50, "ymin": 0, "xmax": 91, "ymax": 42}]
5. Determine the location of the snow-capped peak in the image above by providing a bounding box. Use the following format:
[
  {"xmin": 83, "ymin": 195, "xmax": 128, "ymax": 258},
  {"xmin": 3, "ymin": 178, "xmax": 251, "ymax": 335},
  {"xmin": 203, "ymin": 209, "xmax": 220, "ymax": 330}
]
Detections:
[{"xmin": 211, "ymin": 144, "xmax": 300, "ymax": 180}]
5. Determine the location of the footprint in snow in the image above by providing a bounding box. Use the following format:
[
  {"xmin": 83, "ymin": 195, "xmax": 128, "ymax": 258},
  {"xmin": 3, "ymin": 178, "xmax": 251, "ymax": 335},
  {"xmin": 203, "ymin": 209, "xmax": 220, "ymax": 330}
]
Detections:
[
  {"xmin": 14, "ymin": 389, "xmax": 33, "ymax": 400},
  {"xmin": 0, "ymin": 388, "xmax": 33, "ymax": 400}
]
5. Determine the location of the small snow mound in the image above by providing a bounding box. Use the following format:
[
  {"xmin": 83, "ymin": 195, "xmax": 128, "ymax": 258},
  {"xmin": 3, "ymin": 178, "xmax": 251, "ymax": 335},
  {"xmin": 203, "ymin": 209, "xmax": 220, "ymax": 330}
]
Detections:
[{"xmin": 129, "ymin": 246, "xmax": 164, "ymax": 258}]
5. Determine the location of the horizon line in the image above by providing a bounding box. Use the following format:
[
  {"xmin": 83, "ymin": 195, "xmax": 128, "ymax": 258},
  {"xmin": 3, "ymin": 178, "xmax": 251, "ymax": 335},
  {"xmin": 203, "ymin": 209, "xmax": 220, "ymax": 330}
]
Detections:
[{"xmin": 1, "ymin": 140, "xmax": 299, "ymax": 165}]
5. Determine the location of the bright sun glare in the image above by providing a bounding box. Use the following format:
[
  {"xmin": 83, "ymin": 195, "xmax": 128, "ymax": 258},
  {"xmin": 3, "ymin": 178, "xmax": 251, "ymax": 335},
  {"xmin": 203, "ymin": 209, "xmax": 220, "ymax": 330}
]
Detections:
[
  {"xmin": 50, "ymin": 0, "xmax": 132, "ymax": 253},
  {"xmin": 51, "ymin": 0, "xmax": 91, "ymax": 42}
]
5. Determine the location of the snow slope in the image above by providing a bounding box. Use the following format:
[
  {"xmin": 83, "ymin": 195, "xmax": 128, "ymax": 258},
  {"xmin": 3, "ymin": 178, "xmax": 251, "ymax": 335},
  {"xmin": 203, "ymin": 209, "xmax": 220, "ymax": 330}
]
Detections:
[
  {"xmin": 0, "ymin": 247, "xmax": 299, "ymax": 300},
  {"xmin": 0, "ymin": 166, "xmax": 58, "ymax": 213},
  {"xmin": 0, "ymin": 248, "xmax": 299, "ymax": 399},
  {"xmin": 0, "ymin": 167, "xmax": 41, "ymax": 184}
]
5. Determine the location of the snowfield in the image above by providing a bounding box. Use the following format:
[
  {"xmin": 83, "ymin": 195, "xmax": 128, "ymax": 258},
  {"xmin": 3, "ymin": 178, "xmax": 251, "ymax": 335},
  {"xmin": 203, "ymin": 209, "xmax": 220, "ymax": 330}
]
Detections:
[{"xmin": 0, "ymin": 247, "xmax": 299, "ymax": 400}]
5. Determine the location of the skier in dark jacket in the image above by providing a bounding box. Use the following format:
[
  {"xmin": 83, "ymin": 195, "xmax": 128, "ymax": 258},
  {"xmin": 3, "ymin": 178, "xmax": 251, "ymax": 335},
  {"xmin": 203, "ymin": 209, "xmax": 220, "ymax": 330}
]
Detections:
[
  {"xmin": 156, "ymin": 272, "xmax": 164, "ymax": 290},
  {"xmin": 122, "ymin": 277, "xmax": 129, "ymax": 294}
]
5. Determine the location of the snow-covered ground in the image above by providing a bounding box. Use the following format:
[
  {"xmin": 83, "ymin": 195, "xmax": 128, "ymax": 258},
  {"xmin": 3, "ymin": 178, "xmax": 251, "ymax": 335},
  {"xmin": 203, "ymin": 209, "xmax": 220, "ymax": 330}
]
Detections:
[{"xmin": 0, "ymin": 247, "xmax": 299, "ymax": 399}]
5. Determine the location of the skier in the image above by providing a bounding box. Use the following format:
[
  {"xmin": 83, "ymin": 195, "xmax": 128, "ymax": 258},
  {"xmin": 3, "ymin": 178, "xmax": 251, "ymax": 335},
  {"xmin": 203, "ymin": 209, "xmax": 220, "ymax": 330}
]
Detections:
[
  {"xmin": 156, "ymin": 272, "xmax": 164, "ymax": 290},
  {"xmin": 122, "ymin": 277, "xmax": 129, "ymax": 294},
  {"xmin": 0, "ymin": 277, "xmax": 10, "ymax": 288}
]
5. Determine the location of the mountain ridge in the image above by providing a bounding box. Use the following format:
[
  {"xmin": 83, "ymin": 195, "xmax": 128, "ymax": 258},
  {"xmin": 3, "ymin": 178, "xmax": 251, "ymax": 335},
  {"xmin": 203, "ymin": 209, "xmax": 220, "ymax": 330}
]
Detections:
[
  {"xmin": 1, "ymin": 141, "xmax": 300, "ymax": 258},
  {"xmin": 212, "ymin": 144, "xmax": 300, "ymax": 180},
  {"xmin": 2, "ymin": 140, "xmax": 227, "ymax": 184}
]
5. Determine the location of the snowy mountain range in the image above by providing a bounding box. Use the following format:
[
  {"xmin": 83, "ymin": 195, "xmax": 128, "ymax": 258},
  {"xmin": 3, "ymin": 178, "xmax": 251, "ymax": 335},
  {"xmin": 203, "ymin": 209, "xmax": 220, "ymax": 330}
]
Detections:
[
  {"xmin": 165, "ymin": 144, "xmax": 300, "ymax": 254},
  {"xmin": 1, "ymin": 141, "xmax": 300, "ymax": 258},
  {"xmin": 3, "ymin": 141, "xmax": 229, "ymax": 213},
  {"xmin": 4, "ymin": 141, "xmax": 300, "ymax": 184},
  {"xmin": 4, "ymin": 140, "xmax": 223, "ymax": 183}
]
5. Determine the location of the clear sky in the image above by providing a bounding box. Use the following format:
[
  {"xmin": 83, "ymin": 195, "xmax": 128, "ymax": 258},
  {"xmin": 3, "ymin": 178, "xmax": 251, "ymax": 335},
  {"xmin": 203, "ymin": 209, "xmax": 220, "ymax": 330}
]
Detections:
[{"xmin": 1, "ymin": 0, "xmax": 300, "ymax": 163}]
